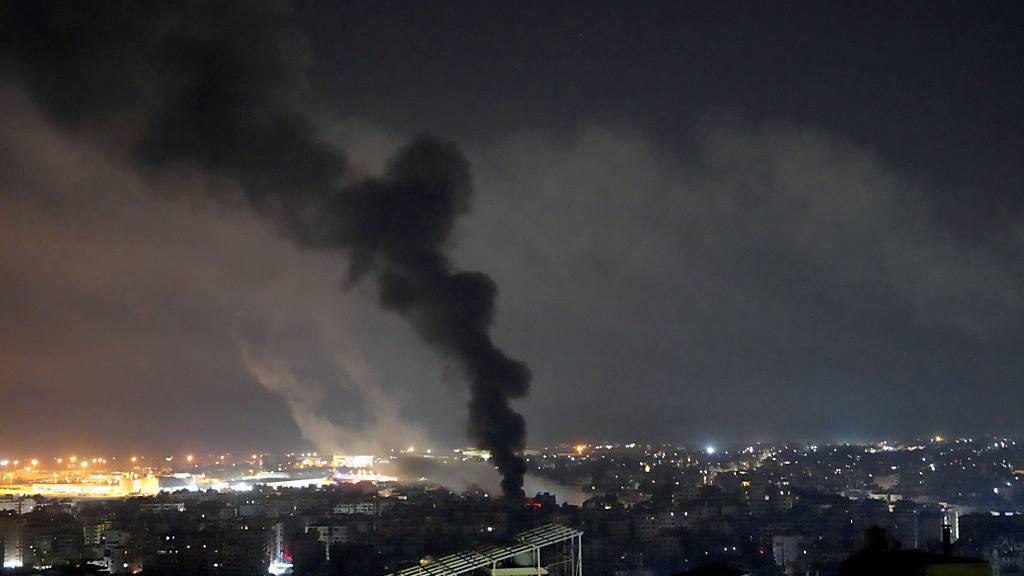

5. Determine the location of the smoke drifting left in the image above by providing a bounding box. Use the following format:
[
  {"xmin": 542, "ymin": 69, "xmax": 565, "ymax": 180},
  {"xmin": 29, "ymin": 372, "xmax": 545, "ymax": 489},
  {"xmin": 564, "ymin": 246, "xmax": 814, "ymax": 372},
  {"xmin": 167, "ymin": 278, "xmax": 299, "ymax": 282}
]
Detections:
[{"xmin": 1, "ymin": 1, "xmax": 530, "ymax": 497}]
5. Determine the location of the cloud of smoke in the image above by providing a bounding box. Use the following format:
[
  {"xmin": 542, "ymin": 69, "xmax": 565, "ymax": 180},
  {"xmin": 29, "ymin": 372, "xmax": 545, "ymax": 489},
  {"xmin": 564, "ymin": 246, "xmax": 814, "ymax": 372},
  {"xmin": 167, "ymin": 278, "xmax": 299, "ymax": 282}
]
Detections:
[
  {"xmin": 2, "ymin": 1, "xmax": 530, "ymax": 495},
  {"xmin": 241, "ymin": 349, "xmax": 357, "ymax": 453}
]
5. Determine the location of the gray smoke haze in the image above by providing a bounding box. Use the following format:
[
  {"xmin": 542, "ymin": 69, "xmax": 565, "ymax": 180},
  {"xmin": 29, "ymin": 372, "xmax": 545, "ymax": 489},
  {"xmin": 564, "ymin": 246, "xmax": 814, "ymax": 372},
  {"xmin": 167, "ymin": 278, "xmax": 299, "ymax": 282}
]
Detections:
[
  {"xmin": 2, "ymin": 1, "xmax": 1022, "ymax": 469},
  {"xmin": 457, "ymin": 123, "xmax": 1024, "ymax": 442},
  {"xmin": 393, "ymin": 456, "xmax": 585, "ymax": 506},
  {"xmin": 1, "ymin": 1, "xmax": 530, "ymax": 496},
  {"xmin": 0, "ymin": 87, "xmax": 437, "ymax": 455},
  {"xmin": 240, "ymin": 339, "xmax": 424, "ymax": 456}
]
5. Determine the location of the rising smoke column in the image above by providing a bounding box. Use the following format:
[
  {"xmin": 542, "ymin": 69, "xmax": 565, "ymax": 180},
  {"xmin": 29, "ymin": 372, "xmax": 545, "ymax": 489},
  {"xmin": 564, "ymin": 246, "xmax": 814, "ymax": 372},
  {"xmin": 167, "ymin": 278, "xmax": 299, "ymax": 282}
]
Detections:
[{"xmin": 1, "ymin": 1, "xmax": 530, "ymax": 496}]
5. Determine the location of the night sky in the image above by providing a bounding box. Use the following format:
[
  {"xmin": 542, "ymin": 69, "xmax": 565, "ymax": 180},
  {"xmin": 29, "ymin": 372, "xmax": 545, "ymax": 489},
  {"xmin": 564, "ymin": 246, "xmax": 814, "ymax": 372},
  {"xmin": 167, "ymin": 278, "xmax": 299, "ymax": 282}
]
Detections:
[{"xmin": 1, "ymin": 1, "xmax": 1022, "ymax": 456}]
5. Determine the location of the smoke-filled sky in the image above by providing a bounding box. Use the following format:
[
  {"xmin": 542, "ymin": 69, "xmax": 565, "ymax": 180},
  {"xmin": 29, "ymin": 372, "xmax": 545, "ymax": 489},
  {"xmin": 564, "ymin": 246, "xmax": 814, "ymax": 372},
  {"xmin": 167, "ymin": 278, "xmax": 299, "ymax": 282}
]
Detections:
[{"xmin": 1, "ymin": 1, "xmax": 1022, "ymax": 456}]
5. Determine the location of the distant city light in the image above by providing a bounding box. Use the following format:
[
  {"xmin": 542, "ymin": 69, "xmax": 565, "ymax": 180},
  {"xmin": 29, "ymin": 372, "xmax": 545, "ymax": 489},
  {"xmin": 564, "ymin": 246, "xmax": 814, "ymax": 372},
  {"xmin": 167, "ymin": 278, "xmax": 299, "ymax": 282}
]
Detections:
[{"xmin": 705, "ymin": 446, "xmax": 716, "ymax": 455}]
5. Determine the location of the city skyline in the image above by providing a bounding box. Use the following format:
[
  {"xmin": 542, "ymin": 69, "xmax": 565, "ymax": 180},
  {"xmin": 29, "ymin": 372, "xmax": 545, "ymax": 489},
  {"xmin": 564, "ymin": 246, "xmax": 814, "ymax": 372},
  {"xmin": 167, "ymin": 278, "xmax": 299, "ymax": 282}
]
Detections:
[{"xmin": 0, "ymin": 434, "xmax": 1019, "ymax": 574}]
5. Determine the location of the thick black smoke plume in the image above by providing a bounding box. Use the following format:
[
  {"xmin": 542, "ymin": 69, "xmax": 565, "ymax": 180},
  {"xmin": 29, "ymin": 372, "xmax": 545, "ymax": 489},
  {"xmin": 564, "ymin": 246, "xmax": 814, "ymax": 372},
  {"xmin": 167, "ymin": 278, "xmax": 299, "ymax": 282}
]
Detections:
[{"xmin": 1, "ymin": 1, "xmax": 530, "ymax": 497}]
